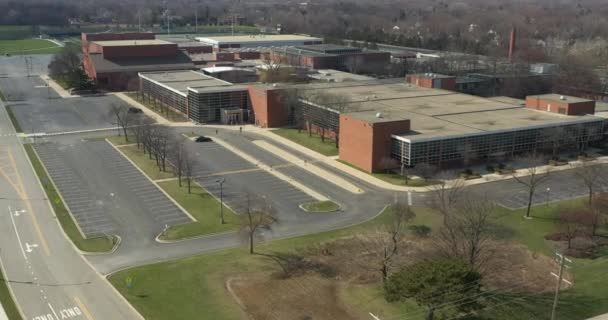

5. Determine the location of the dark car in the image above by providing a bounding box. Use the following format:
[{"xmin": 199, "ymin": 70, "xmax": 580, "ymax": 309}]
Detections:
[
  {"xmin": 128, "ymin": 107, "xmax": 143, "ymax": 114},
  {"xmin": 195, "ymin": 136, "xmax": 212, "ymax": 142}
]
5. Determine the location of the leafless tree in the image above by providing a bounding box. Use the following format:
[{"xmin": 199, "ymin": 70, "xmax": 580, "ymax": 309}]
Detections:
[
  {"xmin": 436, "ymin": 197, "xmax": 496, "ymax": 269},
  {"xmin": 572, "ymin": 162, "xmax": 606, "ymax": 204},
  {"xmin": 557, "ymin": 208, "xmax": 587, "ymax": 250},
  {"xmin": 511, "ymin": 154, "xmax": 552, "ymax": 218},
  {"xmin": 129, "ymin": 116, "xmax": 154, "ymax": 150},
  {"xmin": 428, "ymin": 171, "xmax": 466, "ymax": 219},
  {"xmin": 352, "ymin": 198, "xmax": 416, "ymax": 282},
  {"xmin": 413, "ymin": 163, "xmax": 439, "ymax": 181},
  {"xmin": 182, "ymin": 149, "xmax": 196, "ymax": 194},
  {"xmin": 170, "ymin": 138, "xmax": 187, "ymax": 187},
  {"xmin": 110, "ymin": 102, "xmax": 133, "ymax": 142},
  {"xmin": 240, "ymin": 193, "xmax": 277, "ymax": 254},
  {"xmin": 379, "ymin": 157, "xmax": 398, "ymax": 174}
]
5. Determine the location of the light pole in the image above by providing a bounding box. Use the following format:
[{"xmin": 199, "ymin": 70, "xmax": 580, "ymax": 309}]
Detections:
[
  {"xmin": 216, "ymin": 178, "xmax": 225, "ymax": 224},
  {"xmin": 545, "ymin": 187, "xmax": 551, "ymax": 206}
]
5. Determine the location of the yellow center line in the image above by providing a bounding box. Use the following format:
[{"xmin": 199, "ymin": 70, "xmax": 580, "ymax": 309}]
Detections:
[
  {"xmin": 8, "ymin": 148, "xmax": 51, "ymax": 256},
  {"xmin": 73, "ymin": 297, "xmax": 94, "ymax": 320}
]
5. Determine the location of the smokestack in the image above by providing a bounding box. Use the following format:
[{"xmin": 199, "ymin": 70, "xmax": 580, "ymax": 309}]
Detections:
[{"xmin": 508, "ymin": 27, "xmax": 516, "ymax": 61}]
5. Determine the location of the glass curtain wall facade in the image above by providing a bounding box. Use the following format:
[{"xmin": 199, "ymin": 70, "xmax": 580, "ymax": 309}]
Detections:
[
  {"xmin": 140, "ymin": 78, "xmax": 188, "ymax": 114},
  {"xmin": 187, "ymin": 89, "xmax": 250, "ymax": 123},
  {"xmin": 392, "ymin": 120, "xmax": 605, "ymax": 167}
]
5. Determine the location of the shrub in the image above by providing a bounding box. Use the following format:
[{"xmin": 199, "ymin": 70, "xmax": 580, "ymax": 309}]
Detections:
[
  {"xmin": 409, "ymin": 225, "xmax": 431, "ymax": 238},
  {"xmin": 485, "ymin": 164, "xmax": 494, "ymax": 172}
]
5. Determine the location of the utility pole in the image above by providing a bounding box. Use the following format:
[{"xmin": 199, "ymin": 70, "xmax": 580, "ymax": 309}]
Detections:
[
  {"xmin": 216, "ymin": 178, "xmax": 226, "ymax": 224},
  {"xmin": 551, "ymin": 252, "xmax": 572, "ymax": 320}
]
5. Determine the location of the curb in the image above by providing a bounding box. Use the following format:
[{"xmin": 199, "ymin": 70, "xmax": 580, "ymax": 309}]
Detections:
[{"xmin": 298, "ymin": 201, "xmax": 343, "ymax": 213}]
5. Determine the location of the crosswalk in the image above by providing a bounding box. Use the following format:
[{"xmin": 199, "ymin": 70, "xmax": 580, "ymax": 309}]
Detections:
[{"xmin": 0, "ymin": 133, "xmax": 16, "ymax": 137}]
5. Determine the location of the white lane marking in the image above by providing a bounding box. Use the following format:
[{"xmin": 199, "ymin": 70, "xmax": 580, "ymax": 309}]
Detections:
[
  {"xmin": 47, "ymin": 303, "xmax": 59, "ymax": 320},
  {"xmin": 8, "ymin": 205, "xmax": 27, "ymax": 259},
  {"xmin": 25, "ymin": 243, "xmax": 39, "ymax": 253}
]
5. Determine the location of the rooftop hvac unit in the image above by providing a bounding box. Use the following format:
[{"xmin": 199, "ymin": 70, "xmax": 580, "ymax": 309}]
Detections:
[
  {"xmin": 560, "ymin": 95, "xmax": 566, "ymax": 100},
  {"xmin": 376, "ymin": 112, "xmax": 383, "ymax": 118}
]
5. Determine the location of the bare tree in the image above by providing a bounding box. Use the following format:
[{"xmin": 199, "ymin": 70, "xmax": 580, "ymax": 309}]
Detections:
[
  {"xmin": 572, "ymin": 162, "xmax": 606, "ymax": 204},
  {"xmin": 557, "ymin": 208, "xmax": 586, "ymax": 250},
  {"xmin": 541, "ymin": 127, "xmax": 570, "ymax": 160},
  {"xmin": 428, "ymin": 171, "xmax": 466, "ymax": 219},
  {"xmin": 436, "ymin": 197, "xmax": 496, "ymax": 269},
  {"xmin": 352, "ymin": 198, "xmax": 415, "ymax": 282},
  {"xmin": 511, "ymin": 154, "xmax": 552, "ymax": 218},
  {"xmin": 110, "ymin": 102, "xmax": 133, "ymax": 142},
  {"xmin": 170, "ymin": 138, "xmax": 187, "ymax": 187},
  {"xmin": 182, "ymin": 149, "xmax": 195, "ymax": 194},
  {"xmin": 240, "ymin": 193, "xmax": 277, "ymax": 254}
]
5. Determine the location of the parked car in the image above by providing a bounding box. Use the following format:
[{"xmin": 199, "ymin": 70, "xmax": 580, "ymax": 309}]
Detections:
[
  {"xmin": 128, "ymin": 107, "xmax": 143, "ymax": 114},
  {"xmin": 195, "ymin": 136, "xmax": 212, "ymax": 142}
]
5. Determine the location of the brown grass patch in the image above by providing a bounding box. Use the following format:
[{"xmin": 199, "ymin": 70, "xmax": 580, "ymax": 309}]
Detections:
[{"xmin": 230, "ymin": 273, "xmax": 363, "ymax": 320}]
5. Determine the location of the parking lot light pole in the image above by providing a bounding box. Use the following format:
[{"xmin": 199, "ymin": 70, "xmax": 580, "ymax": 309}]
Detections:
[
  {"xmin": 216, "ymin": 178, "xmax": 226, "ymax": 224},
  {"xmin": 546, "ymin": 187, "xmax": 551, "ymax": 206}
]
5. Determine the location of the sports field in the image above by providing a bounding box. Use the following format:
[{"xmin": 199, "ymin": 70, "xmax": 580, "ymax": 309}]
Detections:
[{"xmin": 0, "ymin": 39, "xmax": 62, "ymax": 55}]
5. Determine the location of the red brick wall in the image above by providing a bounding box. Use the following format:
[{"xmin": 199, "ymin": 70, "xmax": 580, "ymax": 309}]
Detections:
[
  {"xmin": 214, "ymin": 52, "xmax": 236, "ymax": 61},
  {"xmin": 406, "ymin": 74, "xmax": 456, "ymax": 91},
  {"xmin": 339, "ymin": 115, "xmax": 410, "ymax": 173},
  {"xmin": 82, "ymin": 32, "xmax": 155, "ymax": 55},
  {"xmin": 526, "ymin": 97, "xmax": 596, "ymax": 115},
  {"xmin": 235, "ymin": 51, "xmax": 260, "ymax": 60},
  {"xmin": 101, "ymin": 44, "xmax": 178, "ymax": 58},
  {"xmin": 248, "ymin": 86, "xmax": 289, "ymax": 128}
]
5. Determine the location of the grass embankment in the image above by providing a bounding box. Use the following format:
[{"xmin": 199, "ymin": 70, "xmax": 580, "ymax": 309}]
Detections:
[
  {"xmin": 4, "ymin": 105, "xmax": 22, "ymax": 133},
  {"xmin": 0, "ymin": 39, "xmax": 61, "ymax": 55},
  {"xmin": 110, "ymin": 195, "xmax": 608, "ymax": 320},
  {"xmin": 109, "ymin": 139, "xmax": 238, "ymax": 239},
  {"xmin": 338, "ymin": 159, "xmax": 441, "ymax": 187},
  {"xmin": 126, "ymin": 92, "xmax": 188, "ymax": 122},
  {"xmin": 272, "ymin": 128, "xmax": 339, "ymax": 156},
  {"xmin": 157, "ymin": 180, "xmax": 238, "ymax": 240},
  {"xmin": 301, "ymin": 200, "xmax": 340, "ymax": 213},
  {"xmin": 109, "ymin": 206, "xmax": 438, "ymax": 320},
  {"xmin": 24, "ymin": 144, "xmax": 116, "ymax": 252},
  {"xmin": 0, "ymin": 264, "xmax": 22, "ymax": 320}
]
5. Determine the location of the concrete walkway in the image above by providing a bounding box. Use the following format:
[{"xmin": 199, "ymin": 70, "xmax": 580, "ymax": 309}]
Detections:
[
  {"xmin": 114, "ymin": 92, "xmax": 172, "ymax": 125},
  {"xmin": 212, "ymin": 137, "xmax": 329, "ymax": 201},
  {"xmin": 588, "ymin": 314, "xmax": 608, "ymax": 320},
  {"xmin": 39, "ymin": 74, "xmax": 72, "ymax": 98},
  {"xmin": 252, "ymin": 139, "xmax": 364, "ymax": 194}
]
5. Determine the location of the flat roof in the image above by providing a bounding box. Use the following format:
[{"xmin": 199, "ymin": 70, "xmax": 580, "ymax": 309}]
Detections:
[
  {"xmin": 278, "ymin": 79, "xmax": 604, "ymax": 142},
  {"xmin": 93, "ymin": 39, "xmax": 174, "ymax": 46},
  {"xmin": 529, "ymin": 94, "xmax": 594, "ymax": 104},
  {"xmin": 196, "ymin": 34, "xmax": 322, "ymax": 44},
  {"xmin": 139, "ymin": 70, "xmax": 233, "ymax": 96}
]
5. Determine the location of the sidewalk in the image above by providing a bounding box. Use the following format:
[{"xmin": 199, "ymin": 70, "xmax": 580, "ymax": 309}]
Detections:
[
  {"xmin": 39, "ymin": 74, "xmax": 72, "ymax": 98},
  {"xmin": 588, "ymin": 314, "xmax": 608, "ymax": 320}
]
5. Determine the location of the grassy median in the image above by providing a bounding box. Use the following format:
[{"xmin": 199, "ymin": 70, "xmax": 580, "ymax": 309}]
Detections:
[
  {"xmin": 272, "ymin": 128, "xmax": 339, "ymax": 156},
  {"xmin": 157, "ymin": 180, "xmax": 238, "ymax": 240},
  {"xmin": 118, "ymin": 145, "xmax": 175, "ymax": 180},
  {"xmin": 4, "ymin": 105, "xmax": 22, "ymax": 133},
  {"xmin": 301, "ymin": 200, "xmax": 340, "ymax": 213},
  {"xmin": 0, "ymin": 264, "xmax": 22, "ymax": 320},
  {"xmin": 24, "ymin": 144, "xmax": 116, "ymax": 252}
]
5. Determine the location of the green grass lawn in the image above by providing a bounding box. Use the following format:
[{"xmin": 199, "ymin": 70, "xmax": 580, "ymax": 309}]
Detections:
[
  {"xmin": 108, "ymin": 205, "xmax": 440, "ymax": 320},
  {"xmin": 301, "ymin": 200, "xmax": 340, "ymax": 213},
  {"xmin": 4, "ymin": 105, "xmax": 22, "ymax": 133},
  {"xmin": 117, "ymin": 144, "xmax": 175, "ymax": 180},
  {"xmin": 108, "ymin": 188, "xmax": 608, "ymax": 320},
  {"xmin": 24, "ymin": 144, "xmax": 116, "ymax": 252},
  {"xmin": 126, "ymin": 92, "xmax": 188, "ymax": 122},
  {"xmin": 0, "ymin": 39, "xmax": 61, "ymax": 55},
  {"xmin": 272, "ymin": 128, "xmax": 339, "ymax": 156},
  {"xmin": 0, "ymin": 88, "xmax": 5, "ymax": 101},
  {"xmin": 157, "ymin": 180, "xmax": 238, "ymax": 240},
  {"xmin": 0, "ymin": 264, "xmax": 22, "ymax": 320},
  {"xmin": 105, "ymin": 135, "xmax": 136, "ymax": 146}
]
